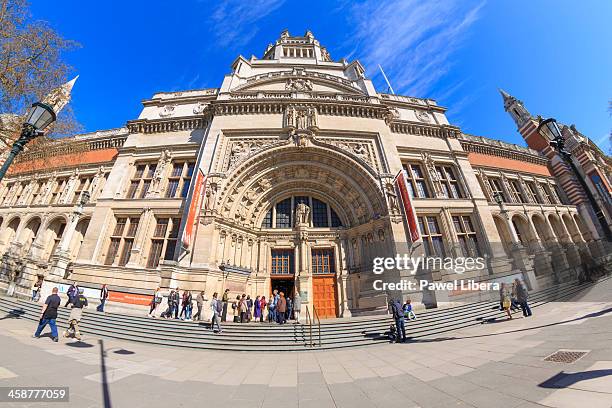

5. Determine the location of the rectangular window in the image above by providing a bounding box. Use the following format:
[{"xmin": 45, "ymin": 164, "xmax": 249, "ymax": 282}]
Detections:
[
  {"xmin": 402, "ymin": 164, "xmax": 430, "ymax": 198},
  {"xmin": 312, "ymin": 248, "xmax": 335, "ymax": 274},
  {"xmin": 452, "ymin": 215, "xmax": 481, "ymax": 257},
  {"xmin": 147, "ymin": 217, "xmax": 181, "ymax": 268},
  {"xmin": 525, "ymin": 181, "xmax": 541, "ymax": 203},
  {"xmin": 271, "ymin": 249, "xmax": 294, "ymax": 275},
  {"xmin": 30, "ymin": 181, "xmax": 45, "ymax": 205},
  {"xmin": 436, "ymin": 166, "xmax": 463, "ymax": 199},
  {"xmin": 541, "ymin": 184, "xmax": 554, "ymax": 204},
  {"xmin": 73, "ymin": 177, "xmax": 93, "ymax": 204},
  {"xmin": 488, "ymin": 178, "xmax": 507, "ymax": 202},
  {"xmin": 508, "ymin": 180, "xmax": 525, "ymax": 203},
  {"xmin": 312, "ymin": 198, "xmax": 328, "ymax": 227},
  {"xmin": 106, "ymin": 217, "xmax": 139, "ymax": 266},
  {"xmin": 128, "ymin": 163, "xmax": 156, "ymax": 199},
  {"xmin": 1, "ymin": 183, "xmax": 14, "ymax": 205},
  {"xmin": 51, "ymin": 179, "xmax": 67, "ymax": 204},
  {"xmin": 275, "ymin": 198, "xmax": 292, "ymax": 228},
  {"xmin": 165, "ymin": 161, "xmax": 195, "ymax": 198},
  {"xmin": 418, "ymin": 216, "xmax": 445, "ymax": 257}
]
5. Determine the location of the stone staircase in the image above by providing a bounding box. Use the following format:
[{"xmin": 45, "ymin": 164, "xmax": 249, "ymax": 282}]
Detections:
[{"xmin": 0, "ymin": 278, "xmax": 606, "ymax": 351}]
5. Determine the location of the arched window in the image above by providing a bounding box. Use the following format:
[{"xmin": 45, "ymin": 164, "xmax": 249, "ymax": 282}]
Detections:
[{"xmin": 262, "ymin": 196, "xmax": 343, "ymax": 229}]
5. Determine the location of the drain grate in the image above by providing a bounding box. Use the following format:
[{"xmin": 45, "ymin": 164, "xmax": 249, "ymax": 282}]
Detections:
[{"xmin": 543, "ymin": 350, "xmax": 589, "ymax": 363}]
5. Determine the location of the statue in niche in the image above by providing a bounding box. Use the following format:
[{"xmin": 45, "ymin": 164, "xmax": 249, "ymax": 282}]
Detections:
[
  {"xmin": 385, "ymin": 182, "xmax": 400, "ymax": 214},
  {"xmin": 295, "ymin": 203, "xmax": 311, "ymax": 226}
]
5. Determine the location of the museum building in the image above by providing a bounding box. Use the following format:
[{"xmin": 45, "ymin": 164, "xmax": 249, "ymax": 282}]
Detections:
[{"xmin": 0, "ymin": 31, "xmax": 610, "ymax": 317}]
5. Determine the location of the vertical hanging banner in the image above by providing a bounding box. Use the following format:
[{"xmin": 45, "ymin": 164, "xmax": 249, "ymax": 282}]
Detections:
[
  {"xmin": 181, "ymin": 169, "xmax": 206, "ymax": 248},
  {"xmin": 394, "ymin": 169, "xmax": 420, "ymax": 243}
]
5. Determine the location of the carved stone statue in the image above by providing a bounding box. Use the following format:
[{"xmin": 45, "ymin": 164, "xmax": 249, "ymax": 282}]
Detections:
[
  {"xmin": 385, "ymin": 182, "xmax": 400, "ymax": 214},
  {"xmin": 295, "ymin": 203, "xmax": 311, "ymax": 226}
]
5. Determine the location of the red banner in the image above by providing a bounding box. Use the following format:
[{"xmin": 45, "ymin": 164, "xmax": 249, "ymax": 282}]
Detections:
[
  {"xmin": 394, "ymin": 169, "xmax": 420, "ymax": 243},
  {"xmin": 182, "ymin": 169, "xmax": 206, "ymax": 248}
]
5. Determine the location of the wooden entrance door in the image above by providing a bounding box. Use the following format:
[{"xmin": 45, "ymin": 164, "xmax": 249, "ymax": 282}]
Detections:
[{"xmin": 313, "ymin": 276, "xmax": 337, "ymax": 319}]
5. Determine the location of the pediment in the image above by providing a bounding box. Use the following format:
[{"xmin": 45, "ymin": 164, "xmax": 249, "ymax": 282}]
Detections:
[{"xmin": 234, "ymin": 75, "xmax": 364, "ymax": 95}]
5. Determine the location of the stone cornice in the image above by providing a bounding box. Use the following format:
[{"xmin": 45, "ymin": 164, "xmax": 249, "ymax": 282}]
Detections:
[
  {"xmin": 389, "ymin": 120, "xmax": 461, "ymax": 139},
  {"xmin": 127, "ymin": 117, "xmax": 209, "ymax": 134},
  {"xmin": 459, "ymin": 138, "xmax": 548, "ymax": 166},
  {"xmin": 379, "ymin": 93, "xmax": 446, "ymax": 113},
  {"xmin": 16, "ymin": 135, "xmax": 127, "ymax": 163}
]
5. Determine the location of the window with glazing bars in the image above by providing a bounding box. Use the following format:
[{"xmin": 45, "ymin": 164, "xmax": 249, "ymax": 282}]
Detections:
[
  {"xmin": 275, "ymin": 198, "xmax": 292, "ymax": 228},
  {"xmin": 402, "ymin": 164, "xmax": 430, "ymax": 198},
  {"xmin": 271, "ymin": 250, "xmax": 293, "ymax": 274},
  {"xmin": 525, "ymin": 181, "xmax": 541, "ymax": 203},
  {"xmin": 165, "ymin": 162, "xmax": 195, "ymax": 198},
  {"xmin": 312, "ymin": 198, "xmax": 328, "ymax": 227},
  {"xmin": 147, "ymin": 217, "xmax": 181, "ymax": 268},
  {"xmin": 436, "ymin": 166, "xmax": 462, "ymax": 198},
  {"xmin": 312, "ymin": 249, "xmax": 335, "ymax": 274},
  {"xmin": 508, "ymin": 180, "xmax": 525, "ymax": 203},
  {"xmin": 488, "ymin": 178, "xmax": 507, "ymax": 202},
  {"xmin": 417, "ymin": 216, "xmax": 445, "ymax": 257},
  {"xmin": 452, "ymin": 215, "xmax": 481, "ymax": 257}
]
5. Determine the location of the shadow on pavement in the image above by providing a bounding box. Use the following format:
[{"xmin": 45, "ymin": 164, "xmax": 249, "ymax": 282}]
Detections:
[
  {"xmin": 0, "ymin": 309, "xmax": 25, "ymax": 320},
  {"xmin": 539, "ymin": 369, "xmax": 612, "ymax": 389},
  {"xmin": 98, "ymin": 339, "xmax": 112, "ymax": 408},
  {"xmin": 66, "ymin": 341, "xmax": 94, "ymax": 348}
]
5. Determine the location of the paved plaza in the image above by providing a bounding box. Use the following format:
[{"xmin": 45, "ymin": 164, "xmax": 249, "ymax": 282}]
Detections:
[{"xmin": 0, "ymin": 279, "xmax": 611, "ymax": 408}]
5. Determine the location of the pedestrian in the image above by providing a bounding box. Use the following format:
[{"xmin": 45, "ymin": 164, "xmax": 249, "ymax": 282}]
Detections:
[
  {"xmin": 161, "ymin": 289, "xmax": 173, "ymax": 318},
  {"xmin": 31, "ymin": 278, "xmax": 42, "ymax": 301},
  {"xmin": 171, "ymin": 287, "xmax": 180, "ymax": 319},
  {"xmin": 232, "ymin": 295, "xmax": 240, "ymax": 323},
  {"xmin": 253, "ymin": 295, "xmax": 261, "ymax": 322},
  {"xmin": 33, "ymin": 287, "xmax": 61, "ymax": 342},
  {"xmin": 259, "ymin": 296, "xmax": 267, "ymax": 322},
  {"xmin": 389, "ymin": 298, "xmax": 406, "ymax": 343},
  {"xmin": 239, "ymin": 294, "xmax": 248, "ymax": 323},
  {"xmin": 500, "ymin": 283, "xmax": 513, "ymax": 320},
  {"xmin": 286, "ymin": 296, "xmax": 293, "ymax": 321},
  {"xmin": 210, "ymin": 292, "xmax": 223, "ymax": 333},
  {"xmin": 221, "ymin": 289, "xmax": 230, "ymax": 322},
  {"xmin": 293, "ymin": 291, "xmax": 301, "ymax": 324},
  {"xmin": 268, "ymin": 290, "xmax": 278, "ymax": 323},
  {"xmin": 514, "ymin": 278, "xmax": 532, "ymax": 317},
  {"xmin": 180, "ymin": 290, "xmax": 193, "ymax": 321},
  {"xmin": 194, "ymin": 291, "xmax": 205, "ymax": 321},
  {"xmin": 64, "ymin": 288, "xmax": 88, "ymax": 340},
  {"xmin": 277, "ymin": 292, "xmax": 287, "ymax": 325},
  {"xmin": 246, "ymin": 295, "xmax": 253, "ymax": 322},
  {"xmin": 97, "ymin": 284, "xmax": 109, "ymax": 312},
  {"xmin": 403, "ymin": 299, "xmax": 417, "ymax": 320},
  {"xmin": 148, "ymin": 287, "xmax": 162, "ymax": 317},
  {"xmin": 64, "ymin": 282, "xmax": 78, "ymax": 307}
]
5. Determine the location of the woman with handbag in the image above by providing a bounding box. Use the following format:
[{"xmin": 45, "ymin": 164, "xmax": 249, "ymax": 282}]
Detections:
[{"xmin": 148, "ymin": 287, "xmax": 162, "ymax": 317}]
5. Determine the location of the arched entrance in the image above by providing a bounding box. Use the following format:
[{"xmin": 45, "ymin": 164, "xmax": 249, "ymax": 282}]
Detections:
[{"xmin": 212, "ymin": 141, "xmax": 389, "ymax": 318}]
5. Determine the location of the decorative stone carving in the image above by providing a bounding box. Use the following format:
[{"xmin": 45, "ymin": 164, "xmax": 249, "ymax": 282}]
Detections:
[
  {"xmin": 148, "ymin": 149, "xmax": 172, "ymax": 197},
  {"xmin": 384, "ymin": 107, "xmax": 400, "ymax": 124},
  {"xmin": 257, "ymin": 177, "xmax": 272, "ymax": 191},
  {"xmin": 295, "ymin": 203, "xmax": 311, "ymax": 226},
  {"xmin": 324, "ymin": 139, "xmax": 378, "ymax": 171},
  {"xmin": 415, "ymin": 110, "xmax": 431, "ymax": 122},
  {"xmin": 421, "ymin": 152, "xmax": 443, "ymax": 197},
  {"xmin": 225, "ymin": 139, "xmax": 276, "ymax": 172},
  {"xmin": 159, "ymin": 105, "xmax": 176, "ymax": 118},
  {"xmin": 385, "ymin": 182, "xmax": 400, "ymax": 214},
  {"xmin": 285, "ymin": 78, "xmax": 313, "ymax": 91},
  {"xmin": 193, "ymin": 102, "xmax": 207, "ymax": 115},
  {"xmin": 204, "ymin": 182, "xmax": 218, "ymax": 212},
  {"xmin": 284, "ymin": 105, "xmax": 318, "ymax": 131}
]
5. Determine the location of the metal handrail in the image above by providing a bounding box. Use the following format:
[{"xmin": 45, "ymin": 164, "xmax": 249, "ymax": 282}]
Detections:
[
  {"xmin": 305, "ymin": 305, "xmax": 313, "ymax": 347},
  {"xmin": 312, "ymin": 305, "xmax": 321, "ymax": 347}
]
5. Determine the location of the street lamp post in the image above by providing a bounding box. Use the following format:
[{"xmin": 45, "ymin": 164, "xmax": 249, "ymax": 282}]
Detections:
[
  {"xmin": 537, "ymin": 118, "xmax": 612, "ymax": 241},
  {"xmin": 0, "ymin": 102, "xmax": 57, "ymax": 182}
]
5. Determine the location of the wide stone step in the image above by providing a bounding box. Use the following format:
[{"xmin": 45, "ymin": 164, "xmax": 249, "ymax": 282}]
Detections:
[{"xmin": 0, "ymin": 278, "xmax": 601, "ymax": 351}]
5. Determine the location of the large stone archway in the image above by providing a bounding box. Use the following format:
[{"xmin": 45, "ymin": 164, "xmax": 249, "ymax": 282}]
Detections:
[{"xmin": 201, "ymin": 141, "xmax": 393, "ymax": 318}]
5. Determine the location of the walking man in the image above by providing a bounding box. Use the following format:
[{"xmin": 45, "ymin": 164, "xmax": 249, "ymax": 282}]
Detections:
[
  {"xmin": 514, "ymin": 278, "xmax": 532, "ymax": 317},
  {"xmin": 64, "ymin": 288, "xmax": 88, "ymax": 340},
  {"xmin": 97, "ymin": 284, "xmax": 108, "ymax": 312},
  {"xmin": 64, "ymin": 282, "xmax": 78, "ymax": 307},
  {"xmin": 221, "ymin": 289, "xmax": 230, "ymax": 322},
  {"xmin": 210, "ymin": 292, "xmax": 223, "ymax": 333},
  {"xmin": 171, "ymin": 288, "xmax": 180, "ymax": 319},
  {"xmin": 33, "ymin": 287, "xmax": 61, "ymax": 342},
  {"xmin": 194, "ymin": 291, "xmax": 205, "ymax": 321},
  {"xmin": 389, "ymin": 298, "xmax": 406, "ymax": 343}
]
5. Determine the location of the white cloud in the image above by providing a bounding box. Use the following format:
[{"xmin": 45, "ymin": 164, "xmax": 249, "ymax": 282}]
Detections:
[
  {"xmin": 349, "ymin": 0, "xmax": 484, "ymax": 100},
  {"xmin": 210, "ymin": 0, "xmax": 286, "ymax": 48}
]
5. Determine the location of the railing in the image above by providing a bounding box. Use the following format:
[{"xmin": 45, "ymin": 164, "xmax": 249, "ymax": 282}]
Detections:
[{"xmin": 304, "ymin": 305, "xmax": 322, "ymax": 348}]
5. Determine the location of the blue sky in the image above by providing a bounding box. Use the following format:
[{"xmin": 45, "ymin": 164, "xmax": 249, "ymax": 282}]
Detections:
[{"xmin": 31, "ymin": 0, "xmax": 611, "ymax": 152}]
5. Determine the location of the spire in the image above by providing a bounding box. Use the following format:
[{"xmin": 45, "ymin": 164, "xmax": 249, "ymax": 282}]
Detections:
[
  {"xmin": 499, "ymin": 88, "xmax": 515, "ymax": 110},
  {"xmin": 42, "ymin": 75, "xmax": 79, "ymax": 115}
]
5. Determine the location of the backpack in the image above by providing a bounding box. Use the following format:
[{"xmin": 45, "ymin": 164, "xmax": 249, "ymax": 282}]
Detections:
[{"xmin": 216, "ymin": 300, "xmax": 223, "ymax": 314}]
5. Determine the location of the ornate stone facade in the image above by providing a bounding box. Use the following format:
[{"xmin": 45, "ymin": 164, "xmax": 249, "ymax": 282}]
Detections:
[{"xmin": 0, "ymin": 31, "xmax": 608, "ymax": 319}]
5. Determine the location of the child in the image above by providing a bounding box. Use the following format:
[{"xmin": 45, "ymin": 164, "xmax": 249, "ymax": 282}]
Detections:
[
  {"xmin": 64, "ymin": 288, "xmax": 88, "ymax": 340},
  {"xmin": 403, "ymin": 299, "xmax": 417, "ymax": 320},
  {"xmin": 387, "ymin": 324, "xmax": 397, "ymax": 343}
]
